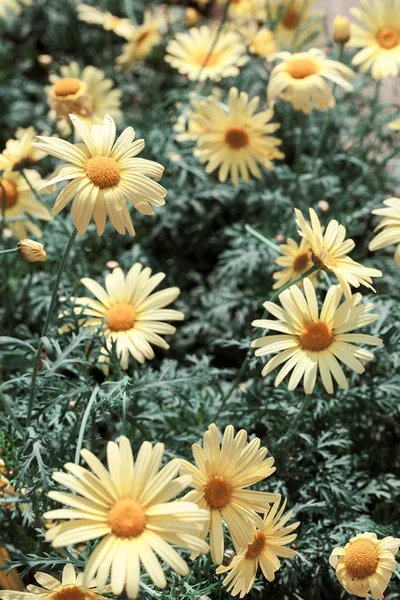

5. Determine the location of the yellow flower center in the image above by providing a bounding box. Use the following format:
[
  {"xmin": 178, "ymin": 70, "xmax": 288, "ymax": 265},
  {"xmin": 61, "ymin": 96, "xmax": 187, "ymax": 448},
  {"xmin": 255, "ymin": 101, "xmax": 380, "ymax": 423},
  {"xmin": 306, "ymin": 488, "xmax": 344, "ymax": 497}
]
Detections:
[
  {"xmin": 0, "ymin": 179, "xmax": 18, "ymax": 208},
  {"xmin": 108, "ymin": 499, "xmax": 146, "ymax": 538},
  {"xmin": 204, "ymin": 476, "xmax": 231, "ymax": 509},
  {"xmin": 299, "ymin": 321, "xmax": 333, "ymax": 352},
  {"xmin": 246, "ymin": 531, "xmax": 266, "ymax": 557},
  {"xmin": 106, "ymin": 303, "xmax": 136, "ymax": 332},
  {"xmin": 85, "ymin": 156, "xmax": 121, "ymax": 189},
  {"xmin": 287, "ymin": 58, "xmax": 318, "ymax": 79},
  {"xmin": 344, "ymin": 539, "xmax": 379, "ymax": 579},
  {"xmin": 282, "ymin": 7, "xmax": 300, "ymax": 30},
  {"xmin": 293, "ymin": 252, "xmax": 310, "ymax": 272},
  {"xmin": 376, "ymin": 27, "xmax": 399, "ymax": 49},
  {"xmin": 52, "ymin": 587, "xmax": 85, "ymax": 600},
  {"xmin": 225, "ymin": 127, "xmax": 249, "ymax": 149},
  {"xmin": 53, "ymin": 77, "xmax": 83, "ymax": 97}
]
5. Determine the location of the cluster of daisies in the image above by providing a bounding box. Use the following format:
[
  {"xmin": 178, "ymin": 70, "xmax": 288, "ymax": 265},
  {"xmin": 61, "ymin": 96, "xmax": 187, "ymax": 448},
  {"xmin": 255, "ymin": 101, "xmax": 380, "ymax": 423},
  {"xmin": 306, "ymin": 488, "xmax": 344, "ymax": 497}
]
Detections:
[{"xmin": 1, "ymin": 428, "xmax": 399, "ymax": 600}]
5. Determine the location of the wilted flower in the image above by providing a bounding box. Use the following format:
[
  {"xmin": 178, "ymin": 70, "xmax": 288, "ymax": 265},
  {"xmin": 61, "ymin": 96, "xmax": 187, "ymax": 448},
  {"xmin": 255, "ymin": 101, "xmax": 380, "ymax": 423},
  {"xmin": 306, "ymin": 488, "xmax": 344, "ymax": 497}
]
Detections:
[{"xmin": 17, "ymin": 239, "xmax": 46, "ymax": 262}]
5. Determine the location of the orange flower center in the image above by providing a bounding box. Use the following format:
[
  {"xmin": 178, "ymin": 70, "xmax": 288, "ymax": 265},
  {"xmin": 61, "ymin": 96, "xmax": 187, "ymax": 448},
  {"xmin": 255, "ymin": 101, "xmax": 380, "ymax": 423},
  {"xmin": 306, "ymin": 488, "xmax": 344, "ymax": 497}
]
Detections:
[
  {"xmin": 282, "ymin": 7, "xmax": 300, "ymax": 30},
  {"xmin": 204, "ymin": 476, "xmax": 231, "ymax": 509},
  {"xmin": 299, "ymin": 321, "xmax": 333, "ymax": 352},
  {"xmin": 344, "ymin": 539, "xmax": 379, "ymax": 579},
  {"xmin": 0, "ymin": 179, "xmax": 18, "ymax": 208},
  {"xmin": 52, "ymin": 587, "xmax": 85, "ymax": 600},
  {"xmin": 225, "ymin": 127, "xmax": 249, "ymax": 149},
  {"xmin": 293, "ymin": 252, "xmax": 310, "ymax": 272},
  {"xmin": 53, "ymin": 77, "xmax": 82, "ymax": 97},
  {"xmin": 246, "ymin": 531, "xmax": 266, "ymax": 557},
  {"xmin": 106, "ymin": 303, "xmax": 136, "ymax": 332},
  {"xmin": 108, "ymin": 499, "xmax": 146, "ymax": 538},
  {"xmin": 376, "ymin": 27, "xmax": 399, "ymax": 49},
  {"xmin": 287, "ymin": 58, "xmax": 318, "ymax": 79},
  {"xmin": 85, "ymin": 156, "xmax": 121, "ymax": 189}
]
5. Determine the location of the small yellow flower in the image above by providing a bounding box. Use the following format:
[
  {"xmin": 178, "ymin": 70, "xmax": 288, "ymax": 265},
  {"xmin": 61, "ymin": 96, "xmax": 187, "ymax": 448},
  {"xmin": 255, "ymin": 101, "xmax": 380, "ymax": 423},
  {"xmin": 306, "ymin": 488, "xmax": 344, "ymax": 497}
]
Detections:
[
  {"xmin": 248, "ymin": 27, "xmax": 277, "ymax": 59},
  {"xmin": 329, "ymin": 532, "xmax": 400, "ymax": 599},
  {"xmin": 185, "ymin": 7, "xmax": 200, "ymax": 27},
  {"xmin": 165, "ymin": 25, "xmax": 248, "ymax": 81},
  {"xmin": 273, "ymin": 237, "xmax": 317, "ymax": 289},
  {"xmin": 268, "ymin": 49, "xmax": 354, "ymax": 114},
  {"xmin": 348, "ymin": 0, "xmax": 400, "ymax": 80},
  {"xmin": 388, "ymin": 117, "xmax": 400, "ymax": 130},
  {"xmin": 333, "ymin": 15, "xmax": 351, "ymax": 44},
  {"xmin": 116, "ymin": 9, "xmax": 165, "ymax": 70},
  {"xmin": 269, "ymin": 0, "xmax": 324, "ymax": 51},
  {"xmin": 369, "ymin": 197, "xmax": 400, "ymax": 266},
  {"xmin": 0, "ymin": 0, "xmax": 31, "ymax": 19},
  {"xmin": 17, "ymin": 239, "xmax": 46, "ymax": 262},
  {"xmin": 252, "ymin": 278, "xmax": 382, "ymax": 394},
  {"xmin": 0, "ymin": 127, "xmax": 46, "ymax": 170},
  {"xmin": 216, "ymin": 497, "xmax": 299, "ymax": 598},
  {"xmin": 77, "ymin": 3, "xmax": 134, "ymax": 38}
]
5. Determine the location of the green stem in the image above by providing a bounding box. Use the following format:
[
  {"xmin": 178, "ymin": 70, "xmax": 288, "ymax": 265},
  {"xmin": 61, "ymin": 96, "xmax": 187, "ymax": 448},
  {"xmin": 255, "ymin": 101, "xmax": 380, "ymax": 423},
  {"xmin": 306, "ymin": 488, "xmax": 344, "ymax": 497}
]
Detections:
[
  {"xmin": 195, "ymin": 0, "xmax": 232, "ymax": 87},
  {"xmin": 0, "ymin": 248, "xmax": 18, "ymax": 257},
  {"xmin": 295, "ymin": 112, "xmax": 307, "ymax": 181},
  {"xmin": 245, "ymin": 224, "xmax": 280, "ymax": 254},
  {"xmin": 20, "ymin": 169, "xmax": 45, "ymax": 204},
  {"xmin": 0, "ymin": 182, "xmax": 7, "ymax": 242},
  {"xmin": 0, "ymin": 390, "xmax": 24, "ymax": 437},
  {"xmin": 26, "ymin": 228, "xmax": 78, "ymax": 427},
  {"xmin": 74, "ymin": 387, "xmax": 99, "ymax": 464},
  {"xmin": 270, "ymin": 264, "xmax": 318, "ymax": 302}
]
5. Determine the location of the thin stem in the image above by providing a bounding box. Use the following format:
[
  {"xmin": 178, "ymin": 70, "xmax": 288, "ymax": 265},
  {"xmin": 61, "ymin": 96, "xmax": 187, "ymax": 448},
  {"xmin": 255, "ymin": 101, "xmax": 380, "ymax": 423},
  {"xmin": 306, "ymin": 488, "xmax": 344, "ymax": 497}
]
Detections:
[
  {"xmin": 195, "ymin": 0, "xmax": 232, "ymax": 88},
  {"xmin": 295, "ymin": 112, "xmax": 307, "ymax": 181},
  {"xmin": 214, "ymin": 350, "xmax": 251, "ymax": 419},
  {"xmin": 20, "ymin": 169, "xmax": 45, "ymax": 204},
  {"xmin": 74, "ymin": 387, "xmax": 100, "ymax": 464},
  {"xmin": 245, "ymin": 224, "xmax": 280, "ymax": 254},
  {"xmin": 0, "ymin": 390, "xmax": 24, "ymax": 437},
  {"xmin": 0, "ymin": 248, "xmax": 18, "ymax": 257},
  {"xmin": 0, "ymin": 182, "xmax": 7, "ymax": 242},
  {"xmin": 26, "ymin": 228, "xmax": 78, "ymax": 426},
  {"xmin": 270, "ymin": 265, "xmax": 318, "ymax": 302}
]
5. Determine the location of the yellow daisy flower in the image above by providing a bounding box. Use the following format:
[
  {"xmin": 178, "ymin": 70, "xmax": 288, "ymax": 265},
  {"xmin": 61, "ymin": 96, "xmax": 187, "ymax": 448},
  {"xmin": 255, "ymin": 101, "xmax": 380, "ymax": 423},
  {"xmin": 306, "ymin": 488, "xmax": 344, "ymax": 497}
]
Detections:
[
  {"xmin": 44, "ymin": 436, "xmax": 209, "ymax": 599},
  {"xmin": 185, "ymin": 87, "xmax": 284, "ymax": 186},
  {"xmin": 388, "ymin": 118, "xmax": 400, "ymax": 129},
  {"xmin": 273, "ymin": 237, "xmax": 317, "ymax": 289},
  {"xmin": 0, "ymin": 563, "xmax": 110, "ymax": 600},
  {"xmin": 217, "ymin": 0, "xmax": 266, "ymax": 21},
  {"xmin": 116, "ymin": 9, "xmax": 165, "ymax": 70},
  {"xmin": 68, "ymin": 263, "xmax": 184, "ymax": 370},
  {"xmin": 0, "ymin": 127, "xmax": 46, "ymax": 171},
  {"xmin": 295, "ymin": 208, "xmax": 382, "ymax": 299},
  {"xmin": 0, "ymin": 170, "xmax": 52, "ymax": 239},
  {"xmin": 32, "ymin": 114, "xmax": 166, "ymax": 236},
  {"xmin": 269, "ymin": 0, "xmax": 324, "ymax": 51},
  {"xmin": 369, "ymin": 197, "xmax": 400, "ymax": 266},
  {"xmin": 216, "ymin": 497, "xmax": 299, "ymax": 598},
  {"xmin": 248, "ymin": 26, "xmax": 278, "ymax": 59},
  {"xmin": 77, "ymin": 3, "xmax": 134, "ymax": 38},
  {"xmin": 348, "ymin": 0, "xmax": 400, "ymax": 80},
  {"xmin": 329, "ymin": 532, "xmax": 400, "ymax": 599},
  {"xmin": 252, "ymin": 278, "xmax": 382, "ymax": 394},
  {"xmin": 46, "ymin": 62, "xmax": 122, "ymax": 136},
  {"xmin": 165, "ymin": 25, "xmax": 248, "ymax": 81},
  {"xmin": 267, "ymin": 49, "xmax": 354, "ymax": 114},
  {"xmin": 0, "ymin": 0, "xmax": 31, "ymax": 19},
  {"xmin": 180, "ymin": 423, "xmax": 279, "ymax": 565}
]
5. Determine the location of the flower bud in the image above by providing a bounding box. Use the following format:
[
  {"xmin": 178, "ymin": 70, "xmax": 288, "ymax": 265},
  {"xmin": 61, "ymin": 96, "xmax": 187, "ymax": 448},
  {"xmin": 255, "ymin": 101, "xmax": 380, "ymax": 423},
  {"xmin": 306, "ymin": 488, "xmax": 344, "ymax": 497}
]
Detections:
[
  {"xmin": 17, "ymin": 239, "xmax": 46, "ymax": 262},
  {"xmin": 333, "ymin": 15, "xmax": 350, "ymax": 44},
  {"xmin": 185, "ymin": 7, "xmax": 200, "ymax": 27}
]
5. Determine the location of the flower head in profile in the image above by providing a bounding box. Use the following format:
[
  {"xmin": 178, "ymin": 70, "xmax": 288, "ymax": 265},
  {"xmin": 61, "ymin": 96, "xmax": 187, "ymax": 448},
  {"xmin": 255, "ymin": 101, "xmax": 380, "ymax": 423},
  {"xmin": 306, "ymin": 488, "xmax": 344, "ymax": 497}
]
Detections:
[
  {"xmin": 329, "ymin": 532, "xmax": 400, "ymax": 599},
  {"xmin": 0, "ymin": 564, "xmax": 109, "ymax": 600},
  {"xmin": 270, "ymin": 0, "xmax": 324, "ymax": 51},
  {"xmin": 116, "ymin": 9, "xmax": 165, "ymax": 70},
  {"xmin": 252, "ymin": 278, "xmax": 382, "ymax": 394},
  {"xmin": 268, "ymin": 49, "xmax": 354, "ymax": 114},
  {"xmin": 65, "ymin": 263, "xmax": 184, "ymax": 370},
  {"xmin": 165, "ymin": 25, "xmax": 248, "ymax": 81},
  {"xmin": 44, "ymin": 436, "xmax": 209, "ymax": 599},
  {"xmin": 180, "ymin": 423, "xmax": 279, "ymax": 565},
  {"xmin": 183, "ymin": 87, "xmax": 284, "ymax": 186},
  {"xmin": 77, "ymin": 3, "xmax": 134, "ymax": 38},
  {"xmin": 0, "ymin": 170, "xmax": 52, "ymax": 239},
  {"xmin": 369, "ymin": 197, "xmax": 400, "ymax": 266},
  {"xmin": 0, "ymin": 127, "xmax": 46, "ymax": 170},
  {"xmin": 348, "ymin": 0, "xmax": 400, "ymax": 80},
  {"xmin": 295, "ymin": 208, "xmax": 382, "ymax": 299},
  {"xmin": 17, "ymin": 239, "xmax": 46, "ymax": 262},
  {"xmin": 216, "ymin": 497, "xmax": 299, "ymax": 598},
  {"xmin": 46, "ymin": 62, "xmax": 122, "ymax": 135},
  {"xmin": 0, "ymin": 0, "xmax": 31, "ymax": 19},
  {"xmin": 273, "ymin": 237, "xmax": 317, "ymax": 290},
  {"xmin": 33, "ymin": 114, "xmax": 166, "ymax": 236}
]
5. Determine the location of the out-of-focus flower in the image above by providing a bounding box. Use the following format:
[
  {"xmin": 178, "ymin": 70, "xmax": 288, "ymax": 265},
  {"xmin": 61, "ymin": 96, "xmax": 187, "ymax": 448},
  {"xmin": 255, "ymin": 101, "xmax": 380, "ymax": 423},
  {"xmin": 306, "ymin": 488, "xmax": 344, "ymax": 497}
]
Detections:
[
  {"xmin": 248, "ymin": 26, "xmax": 277, "ymax": 58},
  {"xmin": 77, "ymin": 3, "xmax": 134, "ymax": 38},
  {"xmin": 333, "ymin": 15, "xmax": 351, "ymax": 44},
  {"xmin": 369, "ymin": 197, "xmax": 400, "ymax": 267},
  {"xmin": 348, "ymin": 0, "xmax": 400, "ymax": 80},
  {"xmin": 33, "ymin": 114, "xmax": 166, "ymax": 236},
  {"xmin": 17, "ymin": 239, "xmax": 46, "ymax": 262},
  {"xmin": 185, "ymin": 7, "xmax": 200, "ymax": 27},
  {"xmin": 165, "ymin": 25, "xmax": 248, "ymax": 81},
  {"xmin": 0, "ymin": 128, "xmax": 46, "ymax": 171},
  {"xmin": 37, "ymin": 54, "xmax": 53, "ymax": 66},
  {"xmin": 270, "ymin": 0, "xmax": 324, "ymax": 51},
  {"xmin": 273, "ymin": 237, "xmax": 317, "ymax": 289},
  {"xmin": 0, "ymin": 170, "xmax": 51, "ymax": 239},
  {"xmin": 116, "ymin": 9, "xmax": 165, "ymax": 69},
  {"xmin": 46, "ymin": 61, "xmax": 122, "ymax": 136},
  {"xmin": 268, "ymin": 49, "xmax": 354, "ymax": 114},
  {"xmin": 388, "ymin": 117, "xmax": 400, "ymax": 130},
  {"xmin": 217, "ymin": 0, "xmax": 266, "ymax": 21},
  {"xmin": 329, "ymin": 532, "xmax": 400, "ymax": 599},
  {"xmin": 0, "ymin": 0, "xmax": 31, "ymax": 19}
]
